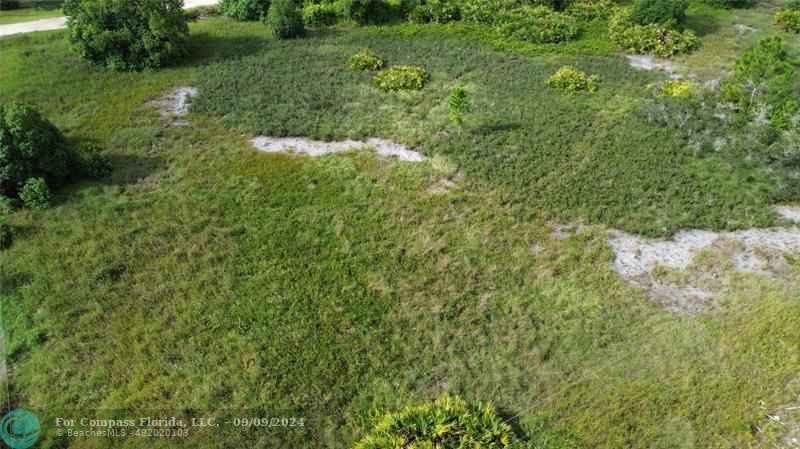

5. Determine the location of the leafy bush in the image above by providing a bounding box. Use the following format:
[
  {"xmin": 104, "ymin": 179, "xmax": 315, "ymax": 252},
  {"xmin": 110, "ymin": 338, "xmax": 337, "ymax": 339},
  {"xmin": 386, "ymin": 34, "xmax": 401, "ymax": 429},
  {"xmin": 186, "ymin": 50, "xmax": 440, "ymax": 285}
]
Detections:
[
  {"xmin": 335, "ymin": 0, "xmax": 386, "ymax": 24},
  {"xmin": 409, "ymin": 0, "xmax": 461, "ymax": 23},
  {"xmin": 352, "ymin": 396, "xmax": 518, "ymax": 449},
  {"xmin": 566, "ymin": 0, "xmax": 614, "ymax": 21},
  {"xmin": 0, "ymin": 196, "xmax": 13, "ymax": 215},
  {"xmin": 19, "ymin": 178, "xmax": 51, "ymax": 211},
  {"xmin": 0, "ymin": 103, "xmax": 81, "ymax": 199},
  {"xmin": 775, "ymin": 8, "xmax": 800, "ymax": 33},
  {"xmin": 81, "ymin": 145, "xmax": 113, "ymax": 178},
  {"xmin": 609, "ymin": 8, "xmax": 698, "ymax": 57},
  {"xmin": 346, "ymin": 49, "xmax": 385, "ymax": 71},
  {"xmin": 772, "ymin": 99, "xmax": 800, "ymax": 131},
  {"xmin": 266, "ymin": 0, "xmax": 305, "ymax": 39},
  {"xmin": 63, "ymin": 0, "xmax": 189, "ymax": 71},
  {"xmin": 303, "ymin": 2, "xmax": 338, "ymax": 26},
  {"xmin": 545, "ymin": 65, "xmax": 599, "ymax": 94},
  {"xmin": 0, "ymin": 218, "xmax": 11, "ymax": 250},
  {"xmin": 728, "ymin": 37, "xmax": 795, "ymax": 110},
  {"xmin": 661, "ymin": 80, "xmax": 695, "ymax": 98},
  {"xmin": 788, "ymin": 0, "xmax": 800, "ymax": 11},
  {"xmin": 372, "ymin": 65, "xmax": 428, "ymax": 91},
  {"xmin": 0, "ymin": 0, "xmax": 19, "ymax": 11},
  {"xmin": 460, "ymin": 0, "xmax": 518, "ymax": 24},
  {"xmin": 218, "ymin": 0, "xmax": 270, "ymax": 20},
  {"xmin": 628, "ymin": 0, "xmax": 688, "ymax": 25},
  {"xmin": 497, "ymin": 6, "xmax": 579, "ymax": 44},
  {"xmin": 449, "ymin": 86, "xmax": 470, "ymax": 126}
]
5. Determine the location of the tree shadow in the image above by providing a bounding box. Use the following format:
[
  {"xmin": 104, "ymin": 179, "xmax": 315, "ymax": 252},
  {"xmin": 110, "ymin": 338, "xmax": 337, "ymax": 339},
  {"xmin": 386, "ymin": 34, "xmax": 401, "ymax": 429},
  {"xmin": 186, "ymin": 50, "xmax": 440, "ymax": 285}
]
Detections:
[{"xmin": 684, "ymin": 14, "xmax": 721, "ymax": 37}]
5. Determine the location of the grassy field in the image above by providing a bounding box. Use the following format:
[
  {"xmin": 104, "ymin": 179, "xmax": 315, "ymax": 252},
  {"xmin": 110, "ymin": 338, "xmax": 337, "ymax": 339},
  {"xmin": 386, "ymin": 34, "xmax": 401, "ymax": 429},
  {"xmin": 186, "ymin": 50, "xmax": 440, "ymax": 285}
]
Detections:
[
  {"xmin": 0, "ymin": 1, "xmax": 63, "ymax": 25},
  {"xmin": 0, "ymin": 5, "xmax": 799, "ymax": 449}
]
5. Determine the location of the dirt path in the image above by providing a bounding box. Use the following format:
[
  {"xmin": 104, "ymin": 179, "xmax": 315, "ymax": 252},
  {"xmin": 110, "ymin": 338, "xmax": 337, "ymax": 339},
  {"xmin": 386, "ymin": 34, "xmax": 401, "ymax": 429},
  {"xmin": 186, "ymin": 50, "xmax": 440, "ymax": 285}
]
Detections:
[{"xmin": 0, "ymin": 0, "xmax": 219, "ymax": 37}]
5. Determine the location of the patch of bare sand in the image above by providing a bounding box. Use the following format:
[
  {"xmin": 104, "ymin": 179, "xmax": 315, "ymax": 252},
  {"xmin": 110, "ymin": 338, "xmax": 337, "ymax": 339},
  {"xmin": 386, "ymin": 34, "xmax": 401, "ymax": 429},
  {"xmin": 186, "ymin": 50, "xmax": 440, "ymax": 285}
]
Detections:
[{"xmin": 250, "ymin": 136, "xmax": 425, "ymax": 162}]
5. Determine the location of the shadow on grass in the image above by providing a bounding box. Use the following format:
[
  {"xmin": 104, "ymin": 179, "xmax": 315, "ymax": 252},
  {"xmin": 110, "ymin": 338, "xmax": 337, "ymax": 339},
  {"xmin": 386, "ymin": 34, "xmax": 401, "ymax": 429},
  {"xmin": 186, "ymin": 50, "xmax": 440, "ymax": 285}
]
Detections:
[{"xmin": 685, "ymin": 14, "xmax": 722, "ymax": 37}]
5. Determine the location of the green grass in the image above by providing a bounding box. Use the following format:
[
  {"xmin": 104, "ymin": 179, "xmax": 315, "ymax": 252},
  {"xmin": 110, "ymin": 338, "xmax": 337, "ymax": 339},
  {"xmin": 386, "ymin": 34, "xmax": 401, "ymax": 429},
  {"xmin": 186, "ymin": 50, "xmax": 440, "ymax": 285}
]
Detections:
[
  {"xmin": 192, "ymin": 22, "xmax": 780, "ymax": 237},
  {"xmin": 0, "ymin": 14, "xmax": 799, "ymax": 449},
  {"xmin": 0, "ymin": 1, "xmax": 63, "ymax": 25}
]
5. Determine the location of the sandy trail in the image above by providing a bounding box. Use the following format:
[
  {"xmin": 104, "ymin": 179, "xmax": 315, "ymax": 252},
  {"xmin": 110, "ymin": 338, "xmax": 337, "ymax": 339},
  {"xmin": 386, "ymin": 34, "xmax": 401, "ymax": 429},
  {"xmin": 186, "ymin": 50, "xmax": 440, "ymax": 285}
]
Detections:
[{"xmin": 0, "ymin": 0, "xmax": 219, "ymax": 37}]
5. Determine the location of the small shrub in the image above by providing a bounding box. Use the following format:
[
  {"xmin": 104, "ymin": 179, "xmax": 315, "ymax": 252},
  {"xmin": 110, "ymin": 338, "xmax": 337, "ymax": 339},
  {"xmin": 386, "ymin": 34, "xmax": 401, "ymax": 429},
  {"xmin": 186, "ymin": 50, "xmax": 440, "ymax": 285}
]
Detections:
[
  {"xmin": 0, "ymin": 218, "xmax": 11, "ymax": 250},
  {"xmin": 775, "ymin": 8, "xmax": 800, "ymax": 33},
  {"xmin": 609, "ymin": 8, "xmax": 698, "ymax": 57},
  {"xmin": 661, "ymin": 80, "xmax": 695, "ymax": 98},
  {"xmin": 409, "ymin": 0, "xmax": 461, "ymax": 23},
  {"xmin": 772, "ymin": 99, "xmax": 800, "ymax": 131},
  {"xmin": 788, "ymin": 0, "xmax": 800, "ymax": 11},
  {"xmin": 351, "ymin": 396, "xmax": 518, "ymax": 449},
  {"xmin": 303, "ymin": 2, "xmax": 338, "ymax": 26},
  {"xmin": 372, "ymin": 66, "xmax": 428, "ymax": 91},
  {"xmin": 729, "ymin": 37, "xmax": 795, "ymax": 110},
  {"xmin": 449, "ymin": 86, "xmax": 470, "ymax": 126},
  {"xmin": 63, "ymin": 0, "xmax": 189, "ymax": 71},
  {"xmin": 346, "ymin": 49, "xmax": 385, "ymax": 71},
  {"xmin": 566, "ymin": 0, "xmax": 614, "ymax": 21},
  {"xmin": 0, "ymin": 0, "xmax": 20, "ymax": 11},
  {"xmin": 334, "ymin": 0, "xmax": 377, "ymax": 24},
  {"xmin": 218, "ymin": 0, "xmax": 270, "ymax": 20},
  {"xmin": 497, "ymin": 6, "xmax": 579, "ymax": 44},
  {"xmin": 19, "ymin": 178, "xmax": 51, "ymax": 211},
  {"xmin": 545, "ymin": 65, "xmax": 599, "ymax": 94},
  {"xmin": 628, "ymin": 0, "xmax": 688, "ymax": 25},
  {"xmin": 82, "ymin": 145, "xmax": 113, "ymax": 178},
  {"xmin": 460, "ymin": 0, "xmax": 520, "ymax": 24},
  {"xmin": 0, "ymin": 196, "xmax": 13, "ymax": 215},
  {"xmin": 265, "ymin": 0, "xmax": 305, "ymax": 39},
  {"xmin": 0, "ymin": 103, "xmax": 81, "ymax": 199}
]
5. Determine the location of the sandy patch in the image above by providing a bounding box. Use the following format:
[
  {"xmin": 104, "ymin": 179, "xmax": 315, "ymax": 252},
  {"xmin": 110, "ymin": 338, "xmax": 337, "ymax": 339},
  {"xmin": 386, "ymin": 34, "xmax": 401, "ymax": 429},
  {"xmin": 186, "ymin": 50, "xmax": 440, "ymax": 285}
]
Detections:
[
  {"xmin": 148, "ymin": 87, "xmax": 198, "ymax": 125},
  {"xmin": 625, "ymin": 54, "xmax": 681, "ymax": 80},
  {"xmin": 427, "ymin": 179, "xmax": 457, "ymax": 194},
  {"xmin": 607, "ymin": 226, "xmax": 800, "ymax": 314},
  {"xmin": 251, "ymin": 136, "xmax": 425, "ymax": 162},
  {"xmin": 733, "ymin": 23, "xmax": 757, "ymax": 34},
  {"xmin": 777, "ymin": 205, "xmax": 800, "ymax": 223}
]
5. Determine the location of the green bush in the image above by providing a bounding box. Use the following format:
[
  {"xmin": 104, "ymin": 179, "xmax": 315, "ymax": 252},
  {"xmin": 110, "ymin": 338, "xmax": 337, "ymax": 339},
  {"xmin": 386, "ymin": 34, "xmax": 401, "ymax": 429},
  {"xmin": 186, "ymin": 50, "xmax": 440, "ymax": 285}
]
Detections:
[
  {"xmin": 449, "ymin": 86, "xmax": 470, "ymax": 126},
  {"xmin": 372, "ymin": 65, "xmax": 428, "ymax": 91},
  {"xmin": 63, "ymin": 0, "xmax": 189, "ymax": 71},
  {"xmin": 497, "ymin": 6, "xmax": 579, "ymax": 44},
  {"xmin": 0, "ymin": 218, "xmax": 11, "ymax": 250},
  {"xmin": 19, "ymin": 178, "xmax": 51, "ymax": 211},
  {"xmin": 0, "ymin": 0, "xmax": 19, "ymax": 11},
  {"xmin": 0, "ymin": 103, "xmax": 81, "ymax": 199},
  {"xmin": 609, "ymin": 8, "xmax": 698, "ymax": 57},
  {"xmin": 661, "ymin": 80, "xmax": 695, "ymax": 98},
  {"xmin": 334, "ymin": 0, "xmax": 380, "ymax": 23},
  {"xmin": 628, "ymin": 0, "xmax": 688, "ymax": 25},
  {"xmin": 346, "ymin": 49, "xmax": 385, "ymax": 71},
  {"xmin": 460, "ymin": 0, "xmax": 519, "ymax": 24},
  {"xmin": 409, "ymin": 0, "xmax": 461, "ymax": 23},
  {"xmin": 0, "ymin": 196, "xmax": 13, "ymax": 215},
  {"xmin": 218, "ymin": 0, "xmax": 270, "ymax": 20},
  {"xmin": 81, "ymin": 145, "xmax": 113, "ymax": 179},
  {"xmin": 772, "ymin": 99, "xmax": 800, "ymax": 131},
  {"xmin": 545, "ymin": 65, "xmax": 599, "ymax": 94},
  {"xmin": 775, "ymin": 8, "xmax": 800, "ymax": 33},
  {"xmin": 729, "ymin": 36, "xmax": 795, "ymax": 110},
  {"xmin": 788, "ymin": 0, "xmax": 800, "ymax": 11},
  {"xmin": 266, "ymin": 0, "xmax": 305, "ymax": 39},
  {"xmin": 566, "ymin": 0, "xmax": 613, "ymax": 20},
  {"xmin": 303, "ymin": 2, "xmax": 339, "ymax": 26},
  {"xmin": 352, "ymin": 396, "xmax": 518, "ymax": 449}
]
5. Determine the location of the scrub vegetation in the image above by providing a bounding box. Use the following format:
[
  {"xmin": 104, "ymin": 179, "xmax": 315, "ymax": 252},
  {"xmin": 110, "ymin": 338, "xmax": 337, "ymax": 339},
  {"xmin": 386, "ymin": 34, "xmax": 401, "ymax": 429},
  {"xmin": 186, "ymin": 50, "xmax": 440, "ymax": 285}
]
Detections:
[{"xmin": 1, "ymin": 1, "xmax": 799, "ymax": 449}]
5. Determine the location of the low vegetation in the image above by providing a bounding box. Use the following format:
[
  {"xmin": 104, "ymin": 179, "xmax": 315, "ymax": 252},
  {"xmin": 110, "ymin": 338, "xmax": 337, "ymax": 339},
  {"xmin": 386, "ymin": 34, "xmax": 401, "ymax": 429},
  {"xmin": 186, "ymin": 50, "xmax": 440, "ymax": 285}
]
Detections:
[
  {"xmin": 218, "ymin": 0, "xmax": 270, "ymax": 21},
  {"xmin": 2, "ymin": 1, "xmax": 800, "ymax": 448},
  {"xmin": 608, "ymin": 7, "xmax": 699, "ymax": 57},
  {"xmin": 18, "ymin": 177, "xmax": 50, "ymax": 210},
  {"xmin": 346, "ymin": 48, "xmax": 385, "ymax": 71},
  {"xmin": 545, "ymin": 65, "xmax": 599, "ymax": 93},
  {"xmin": 371, "ymin": 65, "xmax": 428, "ymax": 91},
  {"xmin": 62, "ymin": 0, "xmax": 188, "ymax": 71},
  {"xmin": 353, "ymin": 396, "xmax": 517, "ymax": 449},
  {"xmin": 774, "ymin": 0, "xmax": 800, "ymax": 34}
]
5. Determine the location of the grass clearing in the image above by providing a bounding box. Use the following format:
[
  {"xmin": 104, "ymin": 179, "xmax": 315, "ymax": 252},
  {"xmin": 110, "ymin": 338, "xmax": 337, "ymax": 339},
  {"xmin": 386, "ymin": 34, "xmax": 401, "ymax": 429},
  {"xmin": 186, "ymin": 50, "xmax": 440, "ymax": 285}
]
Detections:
[{"xmin": 0, "ymin": 9, "xmax": 799, "ymax": 449}]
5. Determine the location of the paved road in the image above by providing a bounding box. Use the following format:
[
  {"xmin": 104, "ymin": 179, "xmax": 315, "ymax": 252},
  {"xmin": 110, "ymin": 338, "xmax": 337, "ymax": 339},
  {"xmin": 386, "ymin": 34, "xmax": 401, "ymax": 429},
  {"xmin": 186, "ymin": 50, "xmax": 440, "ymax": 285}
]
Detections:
[{"xmin": 0, "ymin": 0, "xmax": 220, "ymax": 37}]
